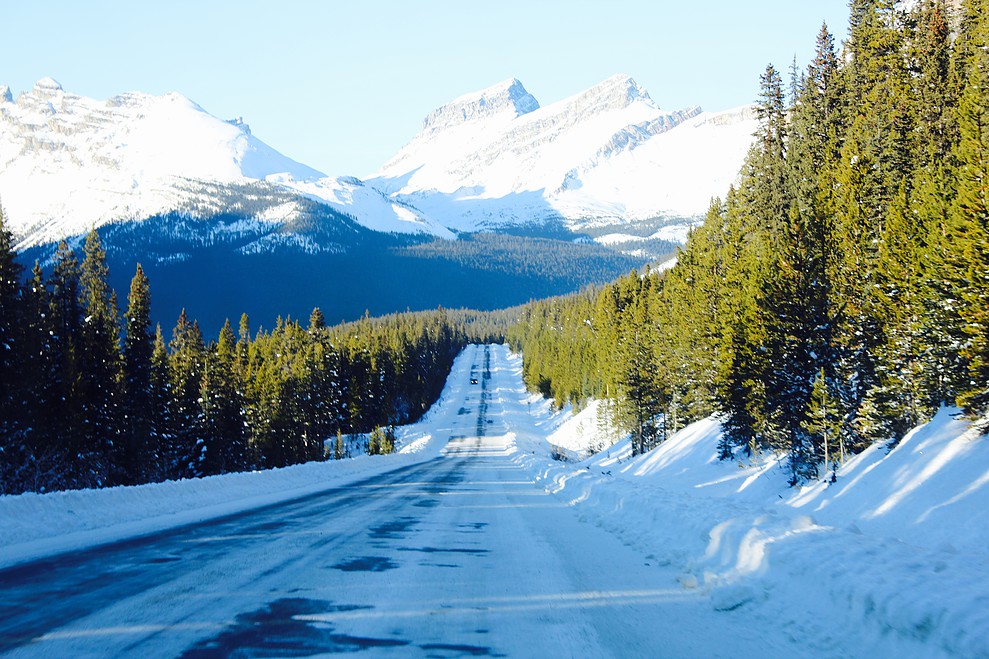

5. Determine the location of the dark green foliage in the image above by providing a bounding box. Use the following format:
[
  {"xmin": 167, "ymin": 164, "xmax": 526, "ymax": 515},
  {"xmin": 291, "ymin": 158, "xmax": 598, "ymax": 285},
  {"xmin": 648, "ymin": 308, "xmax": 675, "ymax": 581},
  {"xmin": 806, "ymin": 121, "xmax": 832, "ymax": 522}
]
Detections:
[
  {"xmin": 0, "ymin": 257, "xmax": 481, "ymax": 492},
  {"xmin": 119, "ymin": 265, "xmax": 154, "ymax": 484},
  {"xmin": 510, "ymin": 0, "xmax": 989, "ymax": 483},
  {"xmin": 0, "ymin": 204, "xmax": 25, "ymax": 493},
  {"xmin": 167, "ymin": 309, "xmax": 207, "ymax": 478},
  {"xmin": 950, "ymin": 0, "xmax": 989, "ymax": 419},
  {"xmin": 77, "ymin": 230, "xmax": 121, "ymax": 484}
]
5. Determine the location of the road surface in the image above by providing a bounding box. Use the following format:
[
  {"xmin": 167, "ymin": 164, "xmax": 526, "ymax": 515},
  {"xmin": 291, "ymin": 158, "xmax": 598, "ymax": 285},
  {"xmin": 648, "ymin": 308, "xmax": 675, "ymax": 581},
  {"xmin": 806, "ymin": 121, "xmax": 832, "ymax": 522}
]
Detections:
[{"xmin": 0, "ymin": 345, "xmax": 772, "ymax": 658}]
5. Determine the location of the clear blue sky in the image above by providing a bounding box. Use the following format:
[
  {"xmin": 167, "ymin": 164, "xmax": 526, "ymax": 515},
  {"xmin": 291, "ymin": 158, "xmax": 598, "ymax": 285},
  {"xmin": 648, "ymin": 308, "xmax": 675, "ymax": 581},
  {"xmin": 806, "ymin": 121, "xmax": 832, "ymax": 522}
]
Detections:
[{"xmin": 1, "ymin": 1, "xmax": 850, "ymax": 177}]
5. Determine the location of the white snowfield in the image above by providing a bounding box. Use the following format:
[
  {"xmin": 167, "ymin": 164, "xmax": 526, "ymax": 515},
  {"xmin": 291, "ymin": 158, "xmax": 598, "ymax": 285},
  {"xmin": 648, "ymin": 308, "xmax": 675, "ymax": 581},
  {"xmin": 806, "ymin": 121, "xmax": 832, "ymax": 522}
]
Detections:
[
  {"xmin": 2, "ymin": 345, "xmax": 985, "ymax": 656},
  {"xmin": 0, "ymin": 78, "xmax": 325, "ymax": 248},
  {"xmin": 0, "ymin": 76, "xmax": 755, "ymax": 250},
  {"xmin": 368, "ymin": 75, "xmax": 758, "ymax": 234}
]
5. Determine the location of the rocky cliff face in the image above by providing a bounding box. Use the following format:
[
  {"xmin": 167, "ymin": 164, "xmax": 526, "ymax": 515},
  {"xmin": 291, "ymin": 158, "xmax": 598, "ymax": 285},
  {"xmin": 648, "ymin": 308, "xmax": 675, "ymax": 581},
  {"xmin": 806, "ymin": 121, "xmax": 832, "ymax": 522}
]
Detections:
[{"xmin": 420, "ymin": 78, "xmax": 539, "ymax": 134}]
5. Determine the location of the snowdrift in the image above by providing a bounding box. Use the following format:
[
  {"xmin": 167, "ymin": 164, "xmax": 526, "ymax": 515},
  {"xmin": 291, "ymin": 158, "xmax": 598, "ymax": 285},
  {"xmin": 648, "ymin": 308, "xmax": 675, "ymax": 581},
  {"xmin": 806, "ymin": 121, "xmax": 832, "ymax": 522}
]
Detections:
[{"xmin": 497, "ymin": 350, "xmax": 989, "ymax": 658}]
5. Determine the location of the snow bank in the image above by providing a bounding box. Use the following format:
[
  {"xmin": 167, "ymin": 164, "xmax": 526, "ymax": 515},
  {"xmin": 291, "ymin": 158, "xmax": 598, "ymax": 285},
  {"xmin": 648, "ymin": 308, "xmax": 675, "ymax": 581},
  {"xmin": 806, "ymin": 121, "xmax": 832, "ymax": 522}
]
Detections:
[
  {"xmin": 492, "ymin": 347, "xmax": 989, "ymax": 658},
  {"xmin": 0, "ymin": 347, "xmax": 479, "ymax": 570},
  {"xmin": 5, "ymin": 343, "xmax": 987, "ymax": 656}
]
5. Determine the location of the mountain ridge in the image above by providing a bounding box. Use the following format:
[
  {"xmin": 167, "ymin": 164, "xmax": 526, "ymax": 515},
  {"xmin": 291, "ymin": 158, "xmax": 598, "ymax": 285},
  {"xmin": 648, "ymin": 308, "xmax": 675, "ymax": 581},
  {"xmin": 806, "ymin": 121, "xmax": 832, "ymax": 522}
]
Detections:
[
  {"xmin": 367, "ymin": 74, "xmax": 757, "ymax": 234},
  {"xmin": 1, "ymin": 75, "xmax": 755, "ymax": 250},
  {"xmin": 2, "ymin": 75, "xmax": 753, "ymax": 332}
]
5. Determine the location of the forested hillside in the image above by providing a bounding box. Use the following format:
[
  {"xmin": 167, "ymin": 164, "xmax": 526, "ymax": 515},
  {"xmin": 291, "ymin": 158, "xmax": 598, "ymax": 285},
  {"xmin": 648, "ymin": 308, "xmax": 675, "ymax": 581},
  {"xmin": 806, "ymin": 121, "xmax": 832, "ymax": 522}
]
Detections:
[
  {"xmin": 509, "ymin": 0, "xmax": 989, "ymax": 483},
  {"xmin": 0, "ymin": 225, "xmax": 485, "ymax": 494}
]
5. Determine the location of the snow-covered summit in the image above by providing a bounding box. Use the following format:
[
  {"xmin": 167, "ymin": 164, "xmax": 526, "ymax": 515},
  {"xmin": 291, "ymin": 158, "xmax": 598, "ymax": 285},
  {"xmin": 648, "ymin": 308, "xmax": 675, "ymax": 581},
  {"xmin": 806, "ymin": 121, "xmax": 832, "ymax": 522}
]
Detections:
[
  {"xmin": 0, "ymin": 79, "xmax": 448, "ymax": 248},
  {"xmin": 368, "ymin": 75, "xmax": 757, "ymax": 232},
  {"xmin": 1, "ymin": 75, "xmax": 757, "ymax": 251},
  {"xmin": 566, "ymin": 73, "xmax": 656, "ymax": 114},
  {"xmin": 421, "ymin": 78, "xmax": 539, "ymax": 133}
]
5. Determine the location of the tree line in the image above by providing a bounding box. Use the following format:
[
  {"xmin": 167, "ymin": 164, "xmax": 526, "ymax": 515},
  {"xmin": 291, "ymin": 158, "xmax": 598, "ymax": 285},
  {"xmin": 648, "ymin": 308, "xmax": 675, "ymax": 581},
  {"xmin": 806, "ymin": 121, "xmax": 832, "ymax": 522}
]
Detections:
[
  {"xmin": 0, "ymin": 223, "xmax": 472, "ymax": 494},
  {"xmin": 508, "ymin": 0, "xmax": 989, "ymax": 483}
]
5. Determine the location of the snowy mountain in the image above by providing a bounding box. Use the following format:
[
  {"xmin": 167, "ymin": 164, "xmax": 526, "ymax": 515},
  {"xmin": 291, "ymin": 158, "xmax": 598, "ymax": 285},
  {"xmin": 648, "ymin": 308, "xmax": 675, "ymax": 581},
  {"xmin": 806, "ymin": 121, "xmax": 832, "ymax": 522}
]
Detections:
[
  {"xmin": 1, "ymin": 76, "xmax": 755, "ymax": 331},
  {"xmin": 367, "ymin": 75, "xmax": 758, "ymax": 238},
  {"xmin": 1, "ymin": 76, "xmax": 755, "ymax": 250},
  {"xmin": 0, "ymin": 78, "xmax": 448, "ymax": 249}
]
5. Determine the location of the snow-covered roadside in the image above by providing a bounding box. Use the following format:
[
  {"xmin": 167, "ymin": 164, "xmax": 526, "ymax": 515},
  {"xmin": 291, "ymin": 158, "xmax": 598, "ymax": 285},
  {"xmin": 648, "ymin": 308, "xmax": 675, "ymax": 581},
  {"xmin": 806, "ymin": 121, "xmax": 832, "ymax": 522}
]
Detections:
[
  {"xmin": 491, "ymin": 346, "xmax": 989, "ymax": 658},
  {"xmin": 0, "ymin": 347, "xmax": 482, "ymax": 571}
]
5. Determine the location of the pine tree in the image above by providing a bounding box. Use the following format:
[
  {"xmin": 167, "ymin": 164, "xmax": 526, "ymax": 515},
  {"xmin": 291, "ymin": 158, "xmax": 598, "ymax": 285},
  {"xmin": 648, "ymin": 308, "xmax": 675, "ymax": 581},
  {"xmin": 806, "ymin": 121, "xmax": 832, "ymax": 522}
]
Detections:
[
  {"xmin": 752, "ymin": 64, "xmax": 790, "ymax": 239},
  {"xmin": 0, "ymin": 204, "xmax": 22, "ymax": 434},
  {"xmin": 47, "ymin": 240, "xmax": 85, "ymax": 478},
  {"xmin": 0, "ymin": 203, "xmax": 26, "ymax": 492},
  {"xmin": 119, "ymin": 264, "xmax": 154, "ymax": 484},
  {"xmin": 759, "ymin": 25, "xmax": 843, "ymax": 481},
  {"xmin": 334, "ymin": 429, "xmax": 345, "ymax": 460},
  {"xmin": 309, "ymin": 307, "xmax": 326, "ymax": 331},
  {"xmin": 16, "ymin": 263, "xmax": 55, "ymax": 478},
  {"xmin": 951, "ymin": 0, "xmax": 989, "ymax": 418},
  {"xmin": 368, "ymin": 426, "xmax": 383, "ymax": 455},
  {"xmin": 77, "ymin": 229, "xmax": 121, "ymax": 484},
  {"xmin": 201, "ymin": 320, "xmax": 246, "ymax": 474},
  {"xmin": 148, "ymin": 324, "xmax": 171, "ymax": 480},
  {"xmin": 802, "ymin": 369, "xmax": 844, "ymax": 480},
  {"xmin": 167, "ymin": 310, "xmax": 206, "ymax": 478}
]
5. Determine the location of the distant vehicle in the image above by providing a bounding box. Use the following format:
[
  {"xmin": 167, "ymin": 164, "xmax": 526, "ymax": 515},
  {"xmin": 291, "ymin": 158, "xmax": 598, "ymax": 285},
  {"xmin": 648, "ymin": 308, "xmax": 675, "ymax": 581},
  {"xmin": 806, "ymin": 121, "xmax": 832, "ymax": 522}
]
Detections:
[{"xmin": 470, "ymin": 378, "xmax": 479, "ymax": 385}]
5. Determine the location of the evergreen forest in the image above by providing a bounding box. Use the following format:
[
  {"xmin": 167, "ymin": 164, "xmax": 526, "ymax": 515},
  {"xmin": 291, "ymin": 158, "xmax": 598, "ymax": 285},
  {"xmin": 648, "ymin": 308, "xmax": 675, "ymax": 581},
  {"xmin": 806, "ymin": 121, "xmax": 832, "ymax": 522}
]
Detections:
[
  {"xmin": 0, "ymin": 225, "xmax": 484, "ymax": 494},
  {"xmin": 508, "ymin": 0, "xmax": 989, "ymax": 483}
]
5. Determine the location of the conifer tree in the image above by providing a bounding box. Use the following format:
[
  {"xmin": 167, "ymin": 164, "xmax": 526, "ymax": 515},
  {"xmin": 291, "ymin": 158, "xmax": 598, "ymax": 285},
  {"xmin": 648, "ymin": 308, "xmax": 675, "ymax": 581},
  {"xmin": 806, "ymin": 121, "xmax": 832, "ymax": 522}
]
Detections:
[
  {"xmin": 802, "ymin": 369, "xmax": 843, "ymax": 480},
  {"xmin": 950, "ymin": 0, "xmax": 989, "ymax": 418},
  {"xmin": 48, "ymin": 240, "xmax": 84, "ymax": 473},
  {"xmin": 201, "ymin": 320, "xmax": 246, "ymax": 474},
  {"xmin": 148, "ymin": 324, "xmax": 171, "ymax": 479},
  {"xmin": 0, "ymin": 204, "xmax": 26, "ymax": 491},
  {"xmin": 17, "ymin": 263, "xmax": 54, "ymax": 468},
  {"xmin": 78, "ymin": 229, "xmax": 121, "ymax": 483},
  {"xmin": 167, "ymin": 310, "xmax": 206, "ymax": 477},
  {"xmin": 119, "ymin": 264, "xmax": 154, "ymax": 484},
  {"xmin": 0, "ymin": 204, "xmax": 22, "ymax": 439}
]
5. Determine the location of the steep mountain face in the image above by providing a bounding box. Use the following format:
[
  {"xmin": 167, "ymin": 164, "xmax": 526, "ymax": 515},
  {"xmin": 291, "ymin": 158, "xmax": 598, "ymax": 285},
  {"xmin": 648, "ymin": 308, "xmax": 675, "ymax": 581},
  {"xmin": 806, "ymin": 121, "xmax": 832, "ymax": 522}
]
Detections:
[
  {"xmin": 2, "ymin": 76, "xmax": 755, "ymax": 250},
  {"xmin": 0, "ymin": 78, "xmax": 447, "ymax": 249},
  {"xmin": 368, "ymin": 75, "xmax": 758, "ymax": 238}
]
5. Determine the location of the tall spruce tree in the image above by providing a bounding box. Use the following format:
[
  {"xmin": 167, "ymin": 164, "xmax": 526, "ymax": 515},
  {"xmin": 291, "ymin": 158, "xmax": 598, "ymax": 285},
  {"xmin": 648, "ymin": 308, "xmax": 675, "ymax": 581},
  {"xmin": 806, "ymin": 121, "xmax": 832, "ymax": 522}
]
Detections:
[
  {"xmin": 167, "ymin": 310, "xmax": 206, "ymax": 478},
  {"xmin": 951, "ymin": 0, "xmax": 989, "ymax": 419},
  {"xmin": 48, "ymin": 240, "xmax": 84, "ymax": 476},
  {"xmin": 0, "ymin": 204, "xmax": 22, "ymax": 441},
  {"xmin": 148, "ymin": 325, "xmax": 171, "ymax": 480},
  {"xmin": 201, "ymin": 320, "xmax": 247, "ymax": 474},
  {"xmin": 119, "ymin": 265, "xmax": 154, "ymax": 484},
  {"xmin": 78, "ymin": 229, "xmax": 121, "ymax": 484}
]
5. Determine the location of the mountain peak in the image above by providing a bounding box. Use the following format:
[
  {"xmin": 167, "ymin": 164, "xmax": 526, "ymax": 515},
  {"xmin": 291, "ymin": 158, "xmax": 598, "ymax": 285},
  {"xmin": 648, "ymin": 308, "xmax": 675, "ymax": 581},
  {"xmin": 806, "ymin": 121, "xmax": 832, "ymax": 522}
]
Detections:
[
  {"xmin": 0, "ymin": 85, "xmax": 11, "ymax": 104},
  {"xmin": 569, "ymin": 74, "xmax": 655, "ymax": 113},
  {"xmin": 421, "ymin": 78, "xmax": 539, "ymax": 133},
  {"xmin": 33, "ymin": 77, "xmax": 63, "ymax": 95}
]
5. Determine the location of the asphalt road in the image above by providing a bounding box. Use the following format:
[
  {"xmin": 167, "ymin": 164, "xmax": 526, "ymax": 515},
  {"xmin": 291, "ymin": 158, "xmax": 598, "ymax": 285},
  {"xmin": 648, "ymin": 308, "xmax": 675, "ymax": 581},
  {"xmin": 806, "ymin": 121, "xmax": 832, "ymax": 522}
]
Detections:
[{"xmin": 0, "ymin": 345, "xmax": 765, "ymax": 658}]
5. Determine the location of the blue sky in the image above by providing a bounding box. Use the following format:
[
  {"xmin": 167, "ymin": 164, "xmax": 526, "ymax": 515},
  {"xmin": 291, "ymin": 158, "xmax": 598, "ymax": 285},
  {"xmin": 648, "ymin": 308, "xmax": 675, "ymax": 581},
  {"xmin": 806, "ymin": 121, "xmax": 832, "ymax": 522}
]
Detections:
[{"xmin": 1, "ymin": 1, "xmax": 850, "ymax": 177}]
